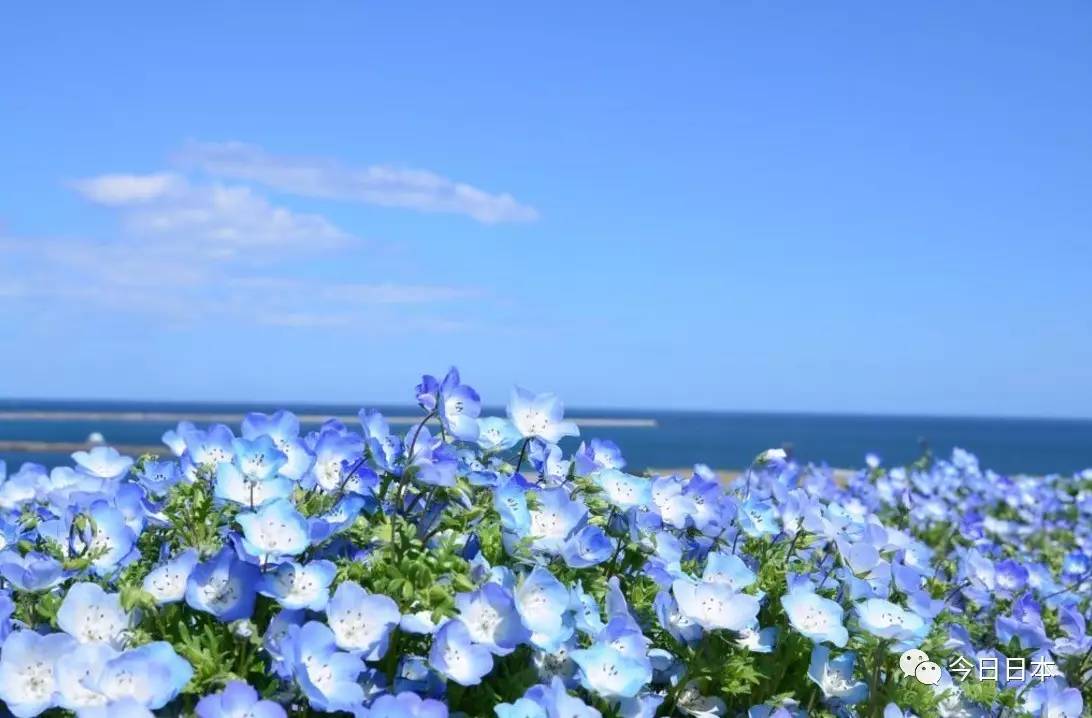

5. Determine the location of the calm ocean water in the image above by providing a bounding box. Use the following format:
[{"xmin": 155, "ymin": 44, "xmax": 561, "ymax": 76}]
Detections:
[{"xmin": 1, "ymin": 399, "xmax": 1089, "ymax": 475}]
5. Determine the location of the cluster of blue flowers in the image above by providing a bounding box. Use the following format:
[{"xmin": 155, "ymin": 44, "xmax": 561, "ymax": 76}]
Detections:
[{"xmin": 0, "ymin": 368, "xmax": 1088, "ymax": 717}]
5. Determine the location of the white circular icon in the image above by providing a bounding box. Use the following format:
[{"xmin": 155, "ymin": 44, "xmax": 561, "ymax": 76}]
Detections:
[
  {"xmin": 899, "ymin": 648, "xmax": 929, "ymax": 677},
  {"xmin": 915, "ymin": 661, "xmax": 942, "ymax": 686}
]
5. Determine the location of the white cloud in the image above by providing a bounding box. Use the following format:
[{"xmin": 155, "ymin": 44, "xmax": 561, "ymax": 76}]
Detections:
[
  {"xmin": 0, "ymin": 234, "xmax": 481, "ymax": 330},
  {"xmin": 72, "ymin": 173, "xmax": 181, "ymax": 205},
  {"xmin": 73, "ymin": 173, "xmax": 354, "ymax": 257},
  {"xmin": 176, "ymin": 141, "xmax": 539, "ymax": 224}
]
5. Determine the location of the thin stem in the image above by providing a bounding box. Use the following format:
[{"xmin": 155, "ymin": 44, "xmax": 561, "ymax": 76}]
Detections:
[{"xmin": 512, "ymin": 438, "xmax": 530, "ymax": 475}]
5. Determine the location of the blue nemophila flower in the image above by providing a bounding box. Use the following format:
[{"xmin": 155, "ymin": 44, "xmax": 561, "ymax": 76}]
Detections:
[
  {"xmin": 242, "ymin": 410, "xmax": 315, "ymax": 481},
  {"xmin": 136, "ymin": 459, "xmax": 182, "ymax": 495},
  {"xmin": 671, "ymin": 578, "xmax": 760, "ymax": 632},
  {"xmin": 807, "ymin": 645, "xmax": 867, "ymax": 705},
  {"xmin": 185, "ymin": 546, "xmax": 260, "ymax": 621},
  {"xmin": 230, "ymin": 435, "xmax": 288, "ymax": 482},
  {"xmin": 429, "ymin": 618, "xmax": 494, "ymax": 686},
  {"xmin": 516, "ymin": 566, "xmax": 574, "ymax": 652},
  {"xmin": 515, "ymin": 677, "xmax": 603, "ymax": 718},
  {"xmin": 655, "ymin": 590, "xmax": 702, "ymax": 644},
  {"xmin": 562, "ymin": 524, "xmax": 615, "ymax": 568},
  {"xmin": 574, "ymin": 438, "xmax": 626, "ymax": 474},
  {"xmin": 359, "ymin": 409, "xmax": 403, "ymax": 472},
  {"xmin": 417, "ymin": 367, "xmax": 482, "ymax": 442},
  {"xmin": 72, "ymin": 446, "xmax": 133, "ymax": 481},
  {"xmin": 737, "ymin": 625, "xmax": 778, "ymax": 653},
  {"xmin": 496, "ymin": 697, "xmax": 548, "ymax": 718},
  {"xmin": 214, "ymin": 462, "xmax": 293, "ymax": 507},
  {"xmin": 181, "ymin": 423, "xmax": 235, "ymax": 467},
  {"xmin": 236, "ymin": 497, "xmax": 310, "ymax": 561},
  {"xmin": 55, "ymin": 641, "xmax": 116, "ymax": 711},
  {"xmin": 855, "ymin": 599, "xmax": 927, "ymax": 648},
  {"xmin": 94, "ymin": 642, "xmax": 193, "ymax": 710},
  {"xmin": 369, "ymin": 691, "xmax": 449, "ymax": 718},
  {"xmin": 596, "ymin": 469, "xmax": 652, "ymax": 511},
  {"xmin": 782, "ymin": 589, "xmax": 849, "ymax": 647},
  {"xmin": 1053, "ymin": 605, "xmax": 1092, "ymax": 656},
  {"xmin": 325, "ymin": 580, "xmax": 400, "ymax": 659},
  {"xmin": 525, "ymin": 487, "xmax": 588, "ymax": 554},
  {"xmin": 405, "ymin": 425, "xmax": 458, "ymax": 488},
  {"xmin": 142, "ymin": 548, "xmax": 199, "ymax": 604},
  {"xmin": 57, "ymin": 582, "xmax": 130, "ymax": 648},
  {"xmin": 286, "ymin": 621, "xmax": 367, "ymax": 712},
  {"xmin": 1024, "ymin": 678, "xmax": 1083, "ymax": 718},
  {"xmin": 477, "ymin": 417, "xmax": 523, "ymax": 453},
  {"xmin": 258, "ymin": 560, "xmax": 336, "ymax": 611},
  {"xmin": 79, "ymin": 501, "xmax": 137, "ymax": 574},
  {"xmin": 739, "ymin": 498, "xmax": 781, "ymax": 538},
  {"xmin": 310, "ymin": 429, "xmax": 364, "ymax": 492},
  {"xmin": 0, "ymin": 551, "xmax": 64, "ymax": 592},
  {"xmin": 494, "ymin": 479, "xmax": 531, "ymax": 535},
  {"xmin": 703, "ymin": 551, "xmax": 757, "ymax": 591},
  {"xmin": 195, "ymin": 680, "xmax": 287, "ymax": 718},
  {"xmin": 570, "ymin": 642, "xmax": 652, "ymax": 699},
  {"xmin": 507, "ymin": 387, "xmax": 580, "ymax": 444},
  {"xmin": 455, "ymin": 582, "xmax": 529, "ymax": 655},
  {"xmin": 0, "ymin": 630, "xmax": 75, "ymax": 717}
]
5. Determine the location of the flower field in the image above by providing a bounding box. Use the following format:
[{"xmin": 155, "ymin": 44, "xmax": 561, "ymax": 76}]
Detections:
[{"xmin": 0, "ymin": 368, "xmax": 1088, "ymax": 717}]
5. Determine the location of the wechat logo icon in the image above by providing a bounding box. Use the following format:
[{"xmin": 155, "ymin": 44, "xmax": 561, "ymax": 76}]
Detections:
[{"xmin": 900, "ymin": 648, "xmax": 942, "ymax": 686}]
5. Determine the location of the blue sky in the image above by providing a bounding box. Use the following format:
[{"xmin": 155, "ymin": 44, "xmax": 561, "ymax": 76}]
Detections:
[{"xmin": 1, "ymin": 2, "xmax": 1090, "ymax": 417}]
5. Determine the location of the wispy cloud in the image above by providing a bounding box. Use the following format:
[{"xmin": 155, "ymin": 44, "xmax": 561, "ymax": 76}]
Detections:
[
  {"xmin": 176, "ymin": 141, "xmax": 540, "ymax": 224},
  {"xmin": 72, "ymin": 173, "xmax": 354, "ymax": 258},
  {"xmin": 0, "ymin": 233, "xmax": 482, "ymax": 330}
]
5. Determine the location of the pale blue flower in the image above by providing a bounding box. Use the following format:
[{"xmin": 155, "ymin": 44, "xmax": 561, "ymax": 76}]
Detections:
[
  {"xmin": 703, "ymin": 551, "xmax": 757, "ymax": 591},
  {"xmin": 195, "ymin": 680, "xmax": 287, "ymax": 718},
  {"xmin": 0, "ymin": 630, "xmax": 76, "ymax": 717},
  {"xmin": 242, "ymin": 410, "xmax": 315, "ymax": 481},
  {"xmin": 257, "ymin": 560, "xmax": 336, "ymax": 611},
  {"xmin": 516, "ymin": 566, "xmax": 574, "ymax": 651},
  {"xmin": 0, "ymin": 551, "xmax": 64, "ymax": 592},
  {"xmin": 507, "ymin": 386, "xmax": 580, "ymax": 444},
  {"xmin": 57, "ymin": 583, "xmax": 131, "ymax": 648},
  {"xmin": 1023, "ymin": 678, "xmax": 1083, "ymax": 718},
  {"xmin": 522, "ymin": 677, "xmax": 602, "ymax": 718},
  {"xmin": 596, "ymin": 469, "xmax": 652, "ymax": 510},
  {"xmin": 95, "ymin": 642, "xmax": 193, "ymax": 710},
  {"xmin": 325, "ymin": 580, "xmax": 401, "ymax": 659},
  {"xmin": 84, "ymin": 502, "xmax": 137, "ymax": 574},
  {"xmin": 570, "ymin": 642, "xmax": 651, "ymax": 699},
  {"xmin": 236, "ymin": 498, "xmax": 310, "ymax": 561},
  {"xmin": 456, "ymin": 582, "xmax": 529, "ymax": 656},
  {"xmin": 429, "ymin": 618, "xmax": 494, "ymax": 686},
  {"xmin": 72, "ymin": 446, "xmax": 133, "ymax": 480},
  {"xmin": 782, "ymin": 589, "xmax": 849, "ymax": 647},
  {"xmin": 562, "ymin": 525, "xmax": 615, "ymax": 568},
  {"xmin": 55, "ymin": 641, "xmax": 116, "ymax": 710},
  {"xmin": 807, "ymin": 645, "xmax": 868, "ymax": 705},
  {"xmin": 310, "ymin": 430, "xmax": 364, "ymax": 492},
  {"xmin": 477, "ymin": 417, "xmax": 523, "ymax": 453},
  {"xmin": 574, "ymin": 438, "xmax": 626, "ymax": 474},
  {"xmin": 185, "ymin": 546, "xmax": 260, "ymax": 621},
  {"xmin": 142, "ymin": 549, "xmax": 199, "ymax": 604},
  {"xmin": 855, "ymin": 598, "xmax": 927, "ymax": 647},
  {"xmin": 526, "ymin": 487, "xmax": 587, "ymax": 554},
  {"xmin": 418, "ymin": 367, "xmax": 482, "ymax": 442},
  {"xmin": 369, "ymin": 691, "xmax": 449, "ymax": 718},
  {"xmin": 214, "ymin": 462, "xmax": 293, "ymax": 507},
  {"xmin": 286, "ymin": 621, "xmax": 366, "ymax": 712},
  {"xmin": 672, "ymin": 578, "xmax": 760, "ymax": 632}
]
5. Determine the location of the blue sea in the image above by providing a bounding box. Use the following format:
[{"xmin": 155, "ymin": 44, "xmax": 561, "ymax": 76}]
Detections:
[{"xmin": 1, "ymin": 399, "xmax": 1089, "ymax": 475}]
